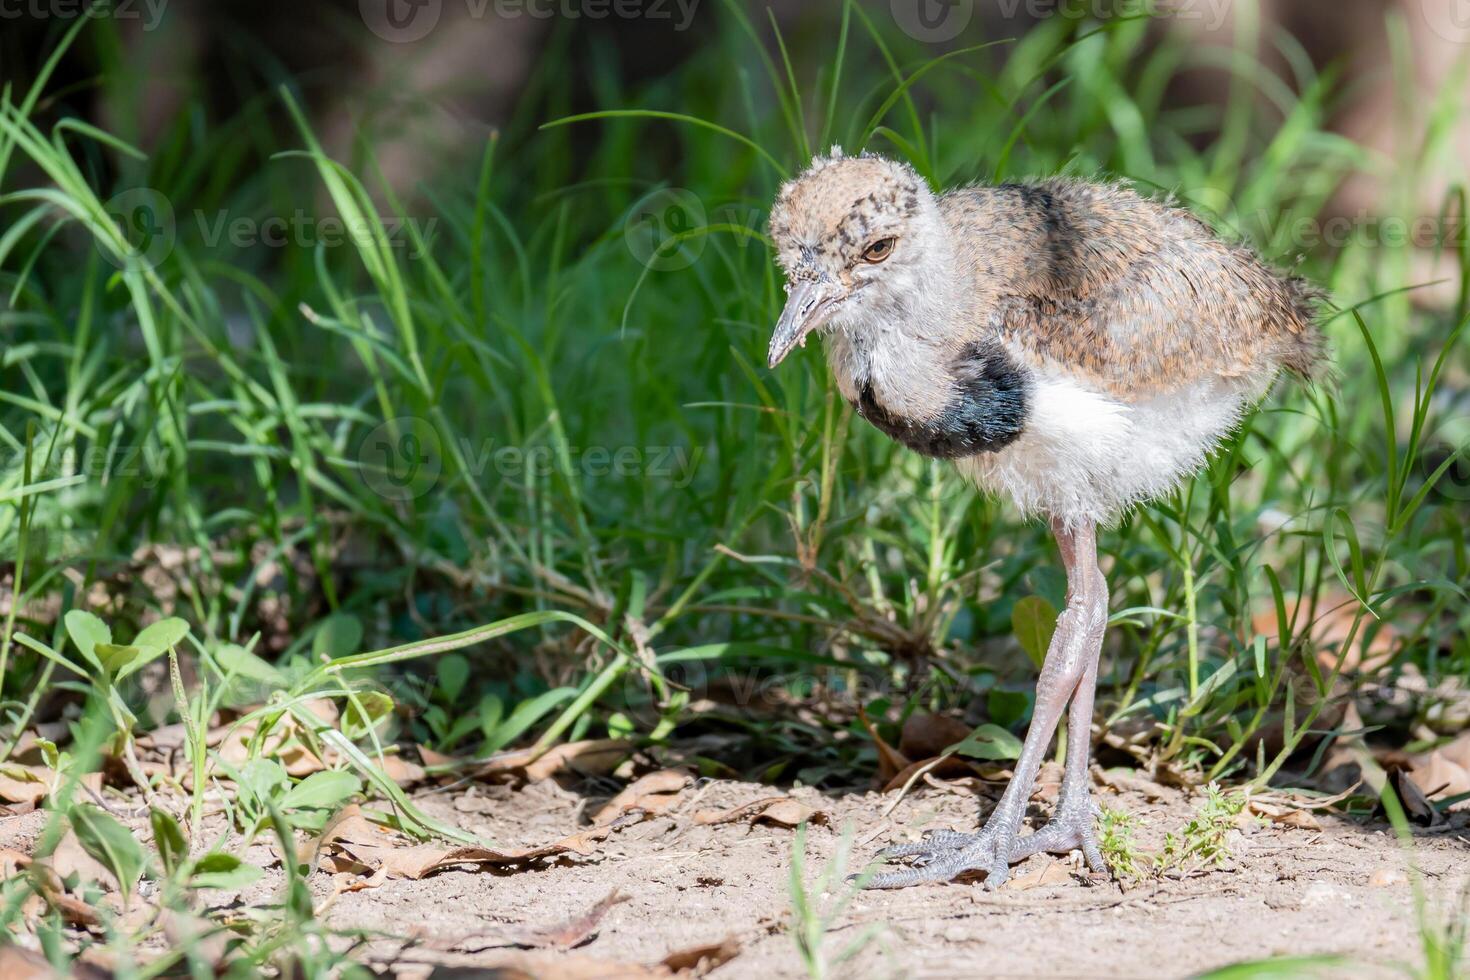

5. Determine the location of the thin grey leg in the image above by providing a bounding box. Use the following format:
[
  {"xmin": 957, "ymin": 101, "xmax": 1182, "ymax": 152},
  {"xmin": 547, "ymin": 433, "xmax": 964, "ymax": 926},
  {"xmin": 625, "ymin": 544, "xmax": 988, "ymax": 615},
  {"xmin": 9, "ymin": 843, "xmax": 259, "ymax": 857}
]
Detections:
[{"xmin": 864, "ymin": 518, "xmax": 1108, "ymax": 888}]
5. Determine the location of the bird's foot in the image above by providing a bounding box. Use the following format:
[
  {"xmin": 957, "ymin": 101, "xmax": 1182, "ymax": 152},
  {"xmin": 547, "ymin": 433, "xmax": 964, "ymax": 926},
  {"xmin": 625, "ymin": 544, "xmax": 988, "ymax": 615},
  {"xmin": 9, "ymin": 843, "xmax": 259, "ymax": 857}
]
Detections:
[
  {"xmin": 1007, "ymin": 798, "xmax": 1105, "ymax": 873},
  {"xmin": 860, "ymin": 800, "xmax": 1104, "ymax": 889},
  {"xmin": 861, "ymin": 825, "xmax": 1014, "ymax": 889}
]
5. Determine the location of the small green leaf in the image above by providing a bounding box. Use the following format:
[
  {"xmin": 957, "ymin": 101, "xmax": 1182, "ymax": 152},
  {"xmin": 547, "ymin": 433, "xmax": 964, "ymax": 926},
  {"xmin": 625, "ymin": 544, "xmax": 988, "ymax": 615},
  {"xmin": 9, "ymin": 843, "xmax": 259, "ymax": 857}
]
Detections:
[
  {"xmin": 70, "ymin": 805, "xmax": 148, "ymax": 899},
  {"xmin": 280, "ymin": 770, "xmax": 361, "ymax": 812},
  {"xmin": 239, "ymin": 757, "xmax": 289, "ymax": 809},
  {"xmin": 63, "ymin": 609, "xmax": 111, "ymax": 673},
  {"xmin": 313, "ymin": 614, "xmax": 363, "ymax": 659},
  {"xmin": 436, "ymin": 653, "xmax": 470, "ymax": 703},
  {"xmin": 214, "ymin": 643, "xmax": 286, "ymax": 684},
  {"xmin": 134, "ymin": 617, "xmax": 189, "ymax": 651},
  {"xmin": 1011, "ymin": 596, "xmax": 1058, "ymax": 670},
  {"xmin": 185, "ymin": 852, "xmax": 264, "ymax": 891},
  {"xmin": 947, "ymin": 723, "xmax": 1024, "ymax": 761},
  {"xmin": 341, "ymin": 691, "xmax": 394, "ymax": 741},
  {"xmin": 95, "ymin": 642, "xmax": 145, "ymax": 678},
  {"xmin": 150, "ymin": 808, "xmax": 189, "ymax": 876}
]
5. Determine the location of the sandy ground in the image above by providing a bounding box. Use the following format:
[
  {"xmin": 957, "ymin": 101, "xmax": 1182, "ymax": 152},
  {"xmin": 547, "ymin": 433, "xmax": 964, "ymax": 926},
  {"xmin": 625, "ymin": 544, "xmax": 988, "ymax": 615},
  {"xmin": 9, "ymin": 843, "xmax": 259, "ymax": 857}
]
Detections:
[{"xmin": 4, "ymin": 769, "xmax": 1467, "ymax": 979}]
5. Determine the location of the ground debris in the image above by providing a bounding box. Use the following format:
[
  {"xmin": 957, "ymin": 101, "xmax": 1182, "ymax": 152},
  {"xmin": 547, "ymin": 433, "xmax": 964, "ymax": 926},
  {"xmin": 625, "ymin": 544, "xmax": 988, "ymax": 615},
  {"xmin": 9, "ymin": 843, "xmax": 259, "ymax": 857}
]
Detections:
[
  {"xmin": 1377, "ymin": 767, "xmax": 1446, "ymax": 827},
  {"xmin": 592, "ymin": 769, "xmax": 691, "ymax": 826},
  {"xmin": 1000, "ymin": 859, "xmax": 1073, "ymax": 891},
  {"xmin": 658, "ymin": 936, "xmax": 742, "ymax": 975},
  {"xmin": 472, "ymin": 739, "xmax": 634, "ymax": 784},
  {"xmin": 692, "ymin": 796, "xmax": 828, "ymax": 829},
  {"xmin": 434, "ymin": 888, "xmax": 629, "ymax": 951},
  {"xmin": 314, "ymin": 804, "xmax": 615, "ymax": 883}
]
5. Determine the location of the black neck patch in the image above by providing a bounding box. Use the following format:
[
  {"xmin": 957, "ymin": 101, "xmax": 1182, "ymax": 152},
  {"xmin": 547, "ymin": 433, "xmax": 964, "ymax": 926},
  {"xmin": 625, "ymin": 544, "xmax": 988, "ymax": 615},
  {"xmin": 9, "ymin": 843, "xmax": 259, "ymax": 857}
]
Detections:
[{"xmin": 854, "ymin": 341, "xmax": 1030, "ymax": 459}]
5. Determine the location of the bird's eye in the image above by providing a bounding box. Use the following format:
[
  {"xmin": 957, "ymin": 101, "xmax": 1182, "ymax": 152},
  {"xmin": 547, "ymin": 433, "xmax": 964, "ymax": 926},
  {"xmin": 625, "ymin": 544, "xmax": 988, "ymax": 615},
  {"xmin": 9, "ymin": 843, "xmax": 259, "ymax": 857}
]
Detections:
[{"xmin": 862, "ymin": 237, "xmax": 896, "ymax": 264}]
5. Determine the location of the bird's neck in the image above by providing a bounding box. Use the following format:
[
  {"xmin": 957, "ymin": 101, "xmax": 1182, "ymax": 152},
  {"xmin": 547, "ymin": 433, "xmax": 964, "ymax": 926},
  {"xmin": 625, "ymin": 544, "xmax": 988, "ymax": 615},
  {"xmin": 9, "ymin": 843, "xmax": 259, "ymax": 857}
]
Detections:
[{"xmin": 824, "ymin": 213, "xmax": 971, "ymax": 422}]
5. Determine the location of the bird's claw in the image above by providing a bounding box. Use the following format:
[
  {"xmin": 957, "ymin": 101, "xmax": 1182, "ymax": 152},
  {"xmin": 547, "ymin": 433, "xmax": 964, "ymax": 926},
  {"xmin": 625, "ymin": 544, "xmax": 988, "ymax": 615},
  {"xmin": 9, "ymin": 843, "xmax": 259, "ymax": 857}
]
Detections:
[
  {"xmin": 858, "ymin": 802, "xmax": 1106, "ymax": 889},
  {"xmin": 860, "ymin": 828, "xmax": 1013, "ymax": 890},
  {"xmin": 1008, "ymin": 801, "xmax": 1105, "ymax": 872}
]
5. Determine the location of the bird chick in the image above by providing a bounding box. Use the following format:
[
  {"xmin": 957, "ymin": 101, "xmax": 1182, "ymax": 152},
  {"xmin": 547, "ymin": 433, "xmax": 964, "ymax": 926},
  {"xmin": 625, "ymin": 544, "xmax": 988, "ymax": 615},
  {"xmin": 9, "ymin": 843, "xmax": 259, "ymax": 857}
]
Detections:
[{"xmin": 766, "ymin": 149, "xmax": 1325, "ymax": 889}]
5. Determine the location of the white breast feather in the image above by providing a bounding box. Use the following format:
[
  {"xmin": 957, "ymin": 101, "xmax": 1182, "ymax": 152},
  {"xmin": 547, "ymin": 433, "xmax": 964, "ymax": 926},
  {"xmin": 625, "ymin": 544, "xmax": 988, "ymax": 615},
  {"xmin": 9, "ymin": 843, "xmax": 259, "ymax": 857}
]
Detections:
[{"xmin": 957, "ymin": 366, "xmax": 1269, "ymax": 528}]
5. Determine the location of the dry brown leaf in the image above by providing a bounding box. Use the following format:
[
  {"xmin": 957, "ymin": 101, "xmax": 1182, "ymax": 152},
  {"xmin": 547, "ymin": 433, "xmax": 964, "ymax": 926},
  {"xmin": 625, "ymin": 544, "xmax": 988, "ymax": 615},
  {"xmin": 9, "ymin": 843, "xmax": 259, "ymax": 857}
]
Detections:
[
  {"xmin": 692, "ymin": 797, "xmax": 828, "ymax": 829},
  {"xmin": 1095, "ymin": 768, "xmax": 1169, "ymax": 801},
  {"xmin": 0, "ymin": 944, "xmax": 56, "ymax": 980},
  {"xmin": 1000, "ymin": 860, "xmax": 1072, "ymax": 891},
  {"xmin": 333, "ymin": 865, "xmax": 389, "ymax": 893},
  {"xmin": 1440, "ymin": 732, "xmax": 1470, "ymax": 771},
  {"xmin": 308, "ymin": 804, "xmax": 395, "ymax": 872},
  {"xmin": 316, "ymin": 806, "xmax": 613, "ymax": 881},
  {"xmin": 416, "ymin": 744, "xmax": 462, "ymax": 768},
  {"xmin": 50, "ymin": 829, "xmax": 120, "ymax": 892},
  {"xmin": 593, "ymin": 770, "xmax": 691, "ymax": 826},
  {"xmin": 160, "ymin": 909, "xmax": 230, "ymax": 970},
  {"xmin": 1380, "ymin": 768, "xmax": 1445, "ymax": 827},
  {"xmin": 857, "ymin": 708, "xmax": 910, "ymax": 785},
  {"xmin": 474, "ymin": 739, "xmax": 633, "ymax": 783},
  {"xmin": 211, "ymin": 700, "xmax": 340, "ymax": 777},
  {"xmin": 1409, "ymin": 741, "xmax": 1470, "ymax": 805},
  {"xmin": 1246, "ymin": 799, "xmax": 1320, "ymax": 829},
  {"xmin": 378, "ymin": 754, "xmax": 427, "ymax": 787},
  {"xmin": 880, "ymin": 755, "xmax": 987, "ymax": 794},
  {"xmin": 1275, "ymin": 809, "xmax": 1322, "ymax": 830},
  {"xmin": 0, "ymin": 764, "xmax": 52, "ymax": 806},
  {"xmin": 898, "ymin": 712, "xmax": 974, "ymax": 761},
  {"xmin": 659, "ymin": 936, "xmax": 742, "ymax": 975},
  {"xmin": 1, "ymin": 848, "xmax": 30, "ymax": 880}
]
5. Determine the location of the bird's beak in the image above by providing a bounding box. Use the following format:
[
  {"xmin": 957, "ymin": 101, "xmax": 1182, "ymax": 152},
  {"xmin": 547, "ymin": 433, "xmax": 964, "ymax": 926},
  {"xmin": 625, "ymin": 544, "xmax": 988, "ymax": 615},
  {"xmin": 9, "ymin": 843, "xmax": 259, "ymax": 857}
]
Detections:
[{"xmin": 768, "ymin": 279, "xmax": 841, "ymax": 369}]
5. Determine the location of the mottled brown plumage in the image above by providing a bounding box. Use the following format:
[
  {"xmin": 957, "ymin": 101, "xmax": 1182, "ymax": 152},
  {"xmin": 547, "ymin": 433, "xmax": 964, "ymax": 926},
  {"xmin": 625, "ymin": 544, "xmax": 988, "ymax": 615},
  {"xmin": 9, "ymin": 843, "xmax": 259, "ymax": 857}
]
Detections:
[{"xmin": 942, "ymin": 178, "xmax": 1324, "ymax": 399}]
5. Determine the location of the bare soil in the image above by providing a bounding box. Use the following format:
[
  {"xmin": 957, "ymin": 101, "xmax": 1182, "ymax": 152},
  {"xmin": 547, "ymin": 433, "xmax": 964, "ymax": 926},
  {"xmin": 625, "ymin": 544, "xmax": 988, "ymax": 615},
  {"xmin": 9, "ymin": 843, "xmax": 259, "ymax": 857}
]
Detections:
[{"xmin": 5, "ymin": 770, "xmax": 1467, "ymax": 979}]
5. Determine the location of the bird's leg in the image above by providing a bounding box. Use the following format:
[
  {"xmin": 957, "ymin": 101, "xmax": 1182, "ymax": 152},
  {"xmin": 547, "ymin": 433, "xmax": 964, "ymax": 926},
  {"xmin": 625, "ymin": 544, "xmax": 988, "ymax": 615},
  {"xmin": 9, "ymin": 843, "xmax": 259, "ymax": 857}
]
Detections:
[{"xmin": 865, "ymin": 518, "xmax": 1108, "ymax": 889}]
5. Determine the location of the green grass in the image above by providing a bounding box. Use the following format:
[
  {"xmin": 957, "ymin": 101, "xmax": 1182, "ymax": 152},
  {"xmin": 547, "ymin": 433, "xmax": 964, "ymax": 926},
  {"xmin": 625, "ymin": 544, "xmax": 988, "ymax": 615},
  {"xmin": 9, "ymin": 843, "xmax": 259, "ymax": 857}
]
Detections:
[{"xmin": 0, "ymin": 1, "xmax": 1468, "ymax": 974}]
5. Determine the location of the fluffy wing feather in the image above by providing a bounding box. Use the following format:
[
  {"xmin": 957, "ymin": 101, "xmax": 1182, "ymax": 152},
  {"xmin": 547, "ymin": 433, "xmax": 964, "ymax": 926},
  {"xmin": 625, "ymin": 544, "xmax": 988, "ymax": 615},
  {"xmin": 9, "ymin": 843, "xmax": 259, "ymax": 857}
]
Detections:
[{"xmin": 944, "ymin": 179, "xmax": 1324, "ymax": 400}]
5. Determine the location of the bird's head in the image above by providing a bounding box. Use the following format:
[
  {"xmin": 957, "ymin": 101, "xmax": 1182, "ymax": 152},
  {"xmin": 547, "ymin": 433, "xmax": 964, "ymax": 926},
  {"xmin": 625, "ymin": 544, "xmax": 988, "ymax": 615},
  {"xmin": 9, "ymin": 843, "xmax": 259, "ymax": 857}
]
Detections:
[{"xmin": 765, "ymin": 149, "xmax": 942, "ymax": 368}]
